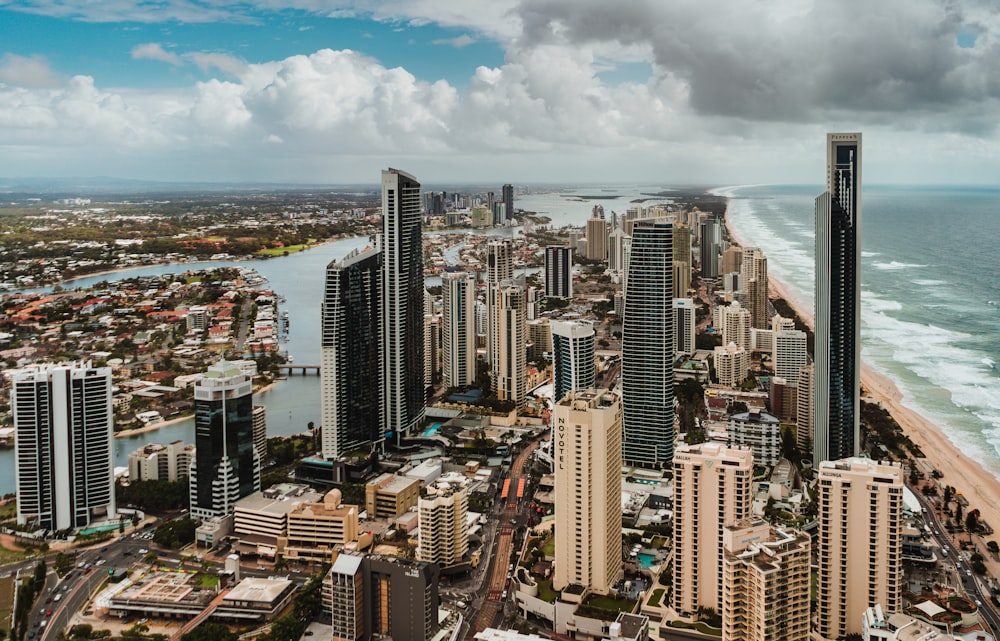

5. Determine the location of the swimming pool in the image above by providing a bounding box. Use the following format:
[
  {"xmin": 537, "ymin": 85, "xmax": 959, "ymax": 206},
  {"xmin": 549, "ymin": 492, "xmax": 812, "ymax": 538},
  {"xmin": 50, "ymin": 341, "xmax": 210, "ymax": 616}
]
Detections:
[
  {"xmin": 637, "ymin": 552, "xmax": 657, "ymax": 569},
  {"xmin": 422, "ymin": 422, "xmax": 443, "ymax": 437}
]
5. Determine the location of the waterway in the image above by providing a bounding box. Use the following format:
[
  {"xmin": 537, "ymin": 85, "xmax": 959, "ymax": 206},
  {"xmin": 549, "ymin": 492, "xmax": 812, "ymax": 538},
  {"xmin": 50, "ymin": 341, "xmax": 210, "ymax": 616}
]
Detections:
[{"xmin": 0, "ymin": 225, "xmax": 545, "ymax": 494}]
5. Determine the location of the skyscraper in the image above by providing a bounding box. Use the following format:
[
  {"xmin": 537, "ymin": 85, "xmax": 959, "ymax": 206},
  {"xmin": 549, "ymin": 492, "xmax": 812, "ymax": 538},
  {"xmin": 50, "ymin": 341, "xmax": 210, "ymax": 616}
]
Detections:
[
  {"xmin": 544, "ymin": 245, "xmax": 574, "ymax": 299},
  {"xmin": 774, "ymin": 329, "xmax": 808, "ymax": 385},
  {"xmin": 13, "ymin": 362, "xmax": 115, "ymax": 530},
  {"xmin": 585, "ymin": 210, "xmax": 608, "ymax": 260},
  {"xmin": 321, "ymin": 243, "xmax": 383, "ymax": 459},
  {"xmin": 550, "ymin": 320, "xmax": 596, "ymax": 403},
  {"xmin": 417, "ymin": 485, "xmax": 469, "ymax": 569},
  {"xmin": 814, "ymin": 132, "xmax": 862, "ymax": 465},
  {"xmin": 741, "ymin": 247, "xmax": 769, "ymax": 329},
  {"xmin": 502, "ymin": 183, "xmax": 514, "ymax": 221},
  {"xmin": 672, "ymin": 298, "xmax": 696, "ymax": 355},
  {"xmin": 382, "ymin": 168, "xmax": 426, "ymax": 441},
  {"xmin": 621, "ymin": 220, "xmax": 674, "ymax": 469},
  {"xmin": 816, "ymin": 457, "xmax": 902, "ymax": 639},
  {"xmin": 492, "ymin": 281, "xmax": 527, "ymax": 408},
  {"xmin": 699, "ymin": 217, "xmax": 720, "ymax": 278},
  {"xmin": 672, "ymin": 442, "xmax": 752, "ymax": 616},
  {"xmin": 442, "ymin": 270, "xmax": 477, "ymax": 388},
  {"xmin": 553, "ymin": 389, "xmax": 623, "ymax": 595},
  {"xmin": 190, "ymin": 360, "xmax": 261, "ymax": 520}
]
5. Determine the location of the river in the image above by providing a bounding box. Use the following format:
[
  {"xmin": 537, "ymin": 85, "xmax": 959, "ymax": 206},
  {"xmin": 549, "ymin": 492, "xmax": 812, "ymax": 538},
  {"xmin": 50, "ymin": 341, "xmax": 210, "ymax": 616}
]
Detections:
[{"xmin": 0, "ymin": 225, "xmax": 546, "ymax": 495}]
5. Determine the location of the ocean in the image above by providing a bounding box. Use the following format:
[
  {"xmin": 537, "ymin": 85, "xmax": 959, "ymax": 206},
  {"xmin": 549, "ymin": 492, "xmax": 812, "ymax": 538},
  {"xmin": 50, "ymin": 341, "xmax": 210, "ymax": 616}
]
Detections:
[{"xmin": 520, "ymin": 184, "xmax": 1000, "ymax": 480}]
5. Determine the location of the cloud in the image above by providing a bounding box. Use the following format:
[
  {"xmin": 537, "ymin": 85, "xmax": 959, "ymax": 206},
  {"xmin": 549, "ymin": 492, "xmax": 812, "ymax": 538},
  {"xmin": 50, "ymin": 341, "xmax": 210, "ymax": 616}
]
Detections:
[
  {"xmin": 432, "ymin": 34, "xmax": 475, "ymax": 48},
  {"xmin": 186, "ymin": 52, "xmax": 248, "ymax": 76},
  {"xmin": 131, "ymin": 43, "xmax": 182, "ymax": 66},
  {"xmin": 0, "ymin": 54, "xmax": 62, "ymax": 88}
]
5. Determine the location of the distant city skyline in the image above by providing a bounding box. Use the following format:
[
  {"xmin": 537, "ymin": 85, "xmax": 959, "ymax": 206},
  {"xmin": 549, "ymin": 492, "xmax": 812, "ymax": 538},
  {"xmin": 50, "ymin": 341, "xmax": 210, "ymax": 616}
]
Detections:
[{"xmin": 2, "ymin": 2, "xmax": 1000, "ymax": 184}]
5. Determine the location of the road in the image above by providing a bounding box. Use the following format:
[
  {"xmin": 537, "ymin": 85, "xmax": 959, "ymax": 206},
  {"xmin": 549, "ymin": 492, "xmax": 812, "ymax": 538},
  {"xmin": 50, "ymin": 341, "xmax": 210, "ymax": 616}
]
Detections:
[
  {"xmin": 467, "ymin": 437, "xmax": 542, "ymax": 638},
  {"xmin": 909, "ymin": 485, "xmax": 1000, "ymax": 634}
]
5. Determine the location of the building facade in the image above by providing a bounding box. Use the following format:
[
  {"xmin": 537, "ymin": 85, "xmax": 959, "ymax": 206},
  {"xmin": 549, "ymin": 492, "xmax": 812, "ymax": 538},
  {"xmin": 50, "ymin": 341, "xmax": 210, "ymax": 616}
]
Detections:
[
  {"xmin": 672, "ymin": 298, "xmax": 696, "ymax": 355},
  {"xmin": 672, "ymin": 442, "xmax": 752, "ymax": 617},
  {"xmin": 13, "ymin": 362, "xmax": 116, "ymax": 530},
  {"xmin": 741, "ymin": 247, "xmax": 769, "ymax": 329},
  {"xmin": 321, "ymin": 243, "xmax": 383, "ymax": 459},
  {"xmin": 727, "ymin": 410, "xmax": 782, "ymax": 466},
  {"xmin": 814, "ymin": 132, "xmax": 862, "ymax": 466},
  {"xmin": 544, "ymin": 246, "xmax": 574, "ymax": 299},
  {"xmin": 417, "ymin": 486, "xmax": 469, "ymax": 569},
  {"xmin": 190, "ymin": 360, "xmax": 261, "ymax": 520},
  {"xmin": 550, "ymin": 320, "xmax": 596, "ymax": 404},
  {"xmin": 774, "ymin": 329, "xmax": 808, "ymax": 385},
  {"xmin": 442, "ymin": 270, "xmax": 477, "ymax": 388},
  {"xmin": 816, "ymin": 457, "xmax": 903, "ymax": 639},
  {"xmin": 714, "ymin": 343, "xmax": 749, "ymax": 388},
  {"xmin": 553, "ymin": 389, "xmax": 623, "ymax": 595},
  {"xmin": 585, "ymin": 213, "xmax": 608, "ymax": 260},
  {"xmin": 699, "ymin": 218, "xmax": 721, "ymax": 278},
  {"xmin": 492, "ymin": 281, "xmax": 527, "ymax": 409},
  {"xmin": 382, "ymin": 168, "xmax": 426, "ymax": 441},
  {"xmin": 128, "ymin": 440, "xmax": 195, "ymax": 482},
  {"xmin": 721, "ymin": 520, "xmax": 811, "ymax": 641},
  {"xmin": 621, "ymin": 220, "xmax": 674, "ymax": 469}
]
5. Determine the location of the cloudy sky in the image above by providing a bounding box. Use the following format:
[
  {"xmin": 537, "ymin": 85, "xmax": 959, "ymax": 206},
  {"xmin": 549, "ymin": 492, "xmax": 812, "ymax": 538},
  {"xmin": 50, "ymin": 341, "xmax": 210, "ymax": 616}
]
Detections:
[{"xmin": 1, "ymin": 0, "xmax": 999, "ymax": 185}]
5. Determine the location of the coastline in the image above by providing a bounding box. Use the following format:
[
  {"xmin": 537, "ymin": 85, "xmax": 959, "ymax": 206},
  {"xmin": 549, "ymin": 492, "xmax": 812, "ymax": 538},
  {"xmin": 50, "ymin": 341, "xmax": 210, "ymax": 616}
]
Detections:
[{"xmin": 723, "ymin": 199, "xmax": 1000, "ymax": 533}]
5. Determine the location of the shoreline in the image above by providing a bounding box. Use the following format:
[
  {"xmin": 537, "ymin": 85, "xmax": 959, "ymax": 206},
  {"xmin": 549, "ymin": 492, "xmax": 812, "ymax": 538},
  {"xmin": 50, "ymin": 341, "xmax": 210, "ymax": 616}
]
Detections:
[
  {"xmin": 723, "ymin": 196, "xmax": 1000, "ymax": 533},
  {"xmin": 113, "ymin": 379, "xmax": 281, "ymax": 439}
]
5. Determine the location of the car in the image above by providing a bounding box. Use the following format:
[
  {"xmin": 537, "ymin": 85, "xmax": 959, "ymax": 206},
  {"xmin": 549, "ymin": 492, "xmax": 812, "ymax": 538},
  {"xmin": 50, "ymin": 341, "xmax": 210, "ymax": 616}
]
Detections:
[
  {"xmin": 501, "ymin": 590, "xmax": 508, "ymax": 599},
  {"xmin": 976, "ymin": 599, "xmax": 983, "ymax": 607},
  {"xmin": 95, "ymin": 559, "xmax": 106, "ymax": 566},
  {"xmin": 46, "ymin": 610, "xmax": 52, "ymax": 616},
  {"xmin": 967, "ymin": 570, "xmax": 973, "ymax": 577},
  {"xmin": 27, "ymin": 633, "xmax": 34, "ymax": 640},
  {"xmin": 138, "ymin": 549, "xmax": 147, "ymax": 555},
  {"xmin": 45, "ymin": 598, "xmax": 51, "ymax": 604}
]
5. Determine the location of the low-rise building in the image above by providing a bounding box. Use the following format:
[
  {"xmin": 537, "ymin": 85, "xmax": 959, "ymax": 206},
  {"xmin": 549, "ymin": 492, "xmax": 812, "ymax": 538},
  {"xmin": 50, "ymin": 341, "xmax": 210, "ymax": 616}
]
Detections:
[{"xmin": 365, "ymin": 474, "xmax": 421, "ymax": 519}]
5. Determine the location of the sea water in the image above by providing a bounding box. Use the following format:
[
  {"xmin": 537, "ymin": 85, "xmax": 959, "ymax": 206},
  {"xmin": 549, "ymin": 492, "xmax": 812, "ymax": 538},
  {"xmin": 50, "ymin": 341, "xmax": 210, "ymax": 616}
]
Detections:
[{"xmin": 720, "ymin": 184, "xmax": 1000, "ymax": 479}]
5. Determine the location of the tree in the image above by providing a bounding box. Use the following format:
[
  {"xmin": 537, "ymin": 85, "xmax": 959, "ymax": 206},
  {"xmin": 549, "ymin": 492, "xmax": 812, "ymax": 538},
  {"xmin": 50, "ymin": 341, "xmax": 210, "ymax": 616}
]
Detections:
[
  {"xmin": 966, "ymin": 509, "xmax": 980, "ymax": 536},
  {"xmin": 181, "ymin": 623, "xmax": 237, "ymax": 641},
  {"xmin": 987, "ymin": 540, "xmax": 999, "ymax": 556}
]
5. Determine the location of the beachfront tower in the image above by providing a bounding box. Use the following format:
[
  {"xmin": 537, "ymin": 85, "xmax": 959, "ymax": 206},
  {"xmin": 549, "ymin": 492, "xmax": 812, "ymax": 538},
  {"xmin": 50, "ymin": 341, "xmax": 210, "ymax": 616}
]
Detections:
[
  {"xmin": 381, "ymin": 168, "xmax": 426, "ymax": 442},
  {"xmin": 622, "ymin": 220, "xmax": 675, "ymax": 468},
  {"xmin": 190, "ymin": 360, "xmax": 261, "ymax": 520},
  {"xmin": 816, "ymin": 457, "xmax": 902, "ymax": 639},
  {"xmin": 320, "ymin": 240, "xmax": 383, "ymax": 459},
  {"xmin": 441, "ymin": 270, "xmax": 477, "ymax": 389},
  {"xmin": 553, "ymin": 389, "xmax": 623, "ymax": 595},
  {"xmin": 550, "ymin": 319, "xmax": 596, "ymax": 404},
  {"xmin": 13, "ymin": 362, "xmax": 115, "ymax": 531},
  {"xmin": 814, "ymin": 132, "xmax": 862, "ymax": 466}
]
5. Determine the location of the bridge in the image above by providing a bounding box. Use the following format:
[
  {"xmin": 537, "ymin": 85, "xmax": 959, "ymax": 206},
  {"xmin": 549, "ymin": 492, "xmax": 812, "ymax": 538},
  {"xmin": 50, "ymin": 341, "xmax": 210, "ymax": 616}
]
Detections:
[{"xmin": 278, "ymin": 364, "xmax": 320, "ymax": 375}]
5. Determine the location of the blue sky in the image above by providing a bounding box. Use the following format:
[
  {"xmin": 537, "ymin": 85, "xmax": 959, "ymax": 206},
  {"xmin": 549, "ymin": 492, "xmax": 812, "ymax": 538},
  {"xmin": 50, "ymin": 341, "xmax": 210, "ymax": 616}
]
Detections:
[{"xmin": 1, "ymin": 1, "xmax": 999, "ymax": 185}]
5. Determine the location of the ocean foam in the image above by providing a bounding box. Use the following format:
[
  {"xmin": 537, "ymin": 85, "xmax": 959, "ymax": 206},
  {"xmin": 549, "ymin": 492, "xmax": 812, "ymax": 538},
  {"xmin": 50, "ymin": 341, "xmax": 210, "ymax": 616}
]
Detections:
[{"xmin": 871, "ymin": 261, "xmax": 929, "ymax": 271}]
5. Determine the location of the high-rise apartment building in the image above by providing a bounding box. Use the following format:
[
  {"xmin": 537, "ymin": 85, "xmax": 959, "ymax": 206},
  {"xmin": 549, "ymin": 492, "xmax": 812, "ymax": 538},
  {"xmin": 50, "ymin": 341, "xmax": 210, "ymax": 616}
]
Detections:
[
  {"xmin": 252, "ymin": 405, "xmax": 267, "ymax": 463},
  {"xmin": 718, "ymin": 301, "xmax": 752, "ymax": 352},
  {"xmin": 586, "ymin": 210, "xmax": 608, "ymax": 260},
  {"xmin": 722, "ymin": 520, "xmax": 810, "ymax": 641},
  {"xmin": 502, "ymin": 183, "xmax": 514, "ymax": 221},
  {"xmin": 672, "ymin": 298, "xmax": 696, "ymax": 355},
  {"xmin": 423, "ymin": 313, "xmax": 440, "ymax": 387},
  {"xmin": 321, "ymin": 243, "xmax": 383, "ymax": 459},
  {"xmin": 741, "ymin": 247, "xmax": 769, "ymax": 329},
  {"xmin": 795, "ymin": 364, "xmax": 814, "ymax": 454},
  {"xmin": 190, "ymin": 360, "xmax": 261, "ymax": 520},
  {"xmin": 550, "ymin": 320, "xmax": 596, "ymax": 403},
  {"xmin": 382, "ymin": 168, "xmax": 426, "ymax": 441},
  {"xmin": 442, "ymin": 271, "xmax": 477, "ymax": 388},
  {"xmin": 13, "ymin": 362, "xmax": 116, "ymax": 530},
  {"xmin": 814, "ymin": 132, "xmax": 862, "ymax": 465},
  {"xmin": 417, "ymin": 485, "xmax": 469, "ymax": 569},
  {"xmin": 721, "ymin": 246, "xmax": 743, "ymax": 275},
  {"xmin": 486, "ymin": 238, "xmax": 513, "ymax": 284},
  {"xmin": 673, "ymin": 224, "xmax": 691, "ymax": 296},
  {"xmin": 544, "ymin": 246, "xmax": 574, "ymax": 299},
  {"xmin": 553, "ymin": 389, "xmax": 623, "ymax": 595},
  {"xmin": 714, "ymin": 343, "xmax": 749, "ymax": 388},
  {"xmin": 816, "ymin": 457, "xmax": 902, "ymax": 639},
  {"xmin": 672, "ymin": 442, "xmax": 752, "ymax": 616},
  {"xmin": 492, "ymin": 282, "xmax": 527, "ymax": 408},
  {"xmin": 699, "ymin": 218, "xmax": 721, "ymax": 278},
  {"xmin": 608, "ymin": 228, "xmax": 629, "ymax": 274},
  {"xmin": 774, "ymin": 329, "xmax": 808, "ymax": 385},
  {"xmin": 622, "ymin": 221, "xmax": 674, "ymax": 469}
]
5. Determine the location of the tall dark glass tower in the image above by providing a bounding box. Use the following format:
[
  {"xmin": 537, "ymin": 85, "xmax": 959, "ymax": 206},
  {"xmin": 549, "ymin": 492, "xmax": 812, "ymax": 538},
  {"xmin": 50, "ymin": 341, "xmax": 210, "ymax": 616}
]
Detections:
[
  {"xmin": 190, "ymin": 360, "xmax": 260, "ymax": 520},
  {"xmin": 814, "ymin": 132, "xmax": 862, "ymax": 465},
  {"xmin": 382, "ymin": 168, "xmax": 425, "ymax": 441},
  {"xmin": 321, "ymin": 241, "xmax": 383, "ymax": 459},
  {"xmin": 502, "ymin": 183, "xmax": 514, "ymax": 221},
  {"xmin": 621, "ymin": 220, "xmax": 674, "ymax": 468},
  {"xmin": 550, "ymin": 319, "xmax": 596, "ymax": 404}
]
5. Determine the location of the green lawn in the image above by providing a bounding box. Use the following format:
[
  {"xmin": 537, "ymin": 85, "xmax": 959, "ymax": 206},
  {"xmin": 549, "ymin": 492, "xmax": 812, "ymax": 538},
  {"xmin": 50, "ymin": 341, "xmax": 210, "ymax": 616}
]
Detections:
[
  {"xmin": 257, "ymin": 244, "xmax": 311, "ymax": 256},
  {"xmin": 0, "ymin": 502, "xmax": 16, "ymax": 521},
  {"xmin": 195, "ymin": 573, "xmax": 220, "ymax": 588},
  {"xmin": 535, "ymin": 578, "xmax": 559, "ymax": 603},
  {"xmin": 647, "ymin": 588, "xmax": 664, "ymax": 608},
  {"xmin": 585, "ymin": 594, "xmax": 636, "ymax": 613},
  {"xmin": 541, "ymin": 537, "xmax": 555, "ymax": 557}
]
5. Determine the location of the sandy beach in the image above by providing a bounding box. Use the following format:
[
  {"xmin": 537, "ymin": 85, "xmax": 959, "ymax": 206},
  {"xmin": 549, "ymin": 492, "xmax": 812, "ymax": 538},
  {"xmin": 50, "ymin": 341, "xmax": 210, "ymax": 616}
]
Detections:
[{"xmin": 724, "ymin": 206, "xmax": 1000, "ymax": 536}]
